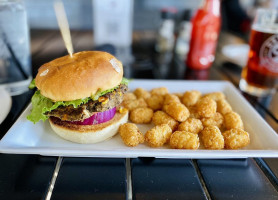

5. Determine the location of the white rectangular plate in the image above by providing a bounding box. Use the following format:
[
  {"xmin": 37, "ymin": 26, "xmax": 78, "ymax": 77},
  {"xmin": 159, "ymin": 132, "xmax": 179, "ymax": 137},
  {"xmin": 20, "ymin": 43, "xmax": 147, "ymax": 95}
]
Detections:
[{"xmin": 1, "ymin": 80, "xmax": 278, "ymax": 158}]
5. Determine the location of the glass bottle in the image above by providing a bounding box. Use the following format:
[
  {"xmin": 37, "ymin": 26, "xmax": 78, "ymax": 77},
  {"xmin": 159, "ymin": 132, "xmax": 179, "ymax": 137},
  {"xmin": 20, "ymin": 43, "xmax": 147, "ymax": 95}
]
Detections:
[{"xmin": 186, "ymin": 0, "xmax": 221, "ymax": 70}]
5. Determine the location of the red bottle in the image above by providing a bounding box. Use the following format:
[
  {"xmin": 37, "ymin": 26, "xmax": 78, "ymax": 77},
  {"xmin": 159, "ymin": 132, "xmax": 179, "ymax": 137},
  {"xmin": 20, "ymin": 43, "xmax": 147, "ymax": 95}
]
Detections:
[{"xmin": 186, "ymin": 0, "xmax": 221, "ymax": 70}]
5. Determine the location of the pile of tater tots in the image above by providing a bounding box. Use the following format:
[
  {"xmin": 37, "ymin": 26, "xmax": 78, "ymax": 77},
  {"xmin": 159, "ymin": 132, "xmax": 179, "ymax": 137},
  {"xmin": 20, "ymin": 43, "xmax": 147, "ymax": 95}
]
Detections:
[{"xmin": 118, "ymin": 87, "xmax": 250, "ymax": 150}]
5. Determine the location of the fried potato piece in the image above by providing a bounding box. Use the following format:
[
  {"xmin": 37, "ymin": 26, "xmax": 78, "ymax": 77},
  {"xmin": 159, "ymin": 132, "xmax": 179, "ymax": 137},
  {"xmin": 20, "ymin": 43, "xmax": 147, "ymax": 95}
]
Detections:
[
  {"xmin": 178, "ymin": 118, "xmax": 203, "ymax": 134},
  {"xmin": 170, "ymin": 131, "xmax": 200, "ymax": 149},
  {"xmin": 123, "ymin": 98, "xmax": 147, "ymax": 111},
  {"xmin": 146, "ymin": 95, "xmax": 164, "ymax": 110},
  {"xmin": 152, "ymin": 111, "xmax": 179, "ymax": 131},
  {"xmin": 145, "ymin": 124, "xmax": 172, "ymax": 147},
  {"xmin": 172, "ymin": 93, "xmax": 183, "ymax": 101},
  {"xmin": 188, "ymin": 106, "xmax": 201, "ymax": 119},
  {"xmin": 201, "ymin": 112, "xmax": 224, "ymax": 128},
  {"xmin": 203, "ymin": 92, "xmax": 225, "ymax": 101},
  {"xmin": 164, "ymin": 94, "xmax": 181, "ymax": 105},
  {"xmin": 196, "ymin": 97, "xmax": 217, "ymax": 118},
  {"xmin": 201, "ymin": 126, "xmax": 224, "ymax": 150},
  {"xmin": 123, "ymin": 92, "xmax": 137, "ymax": 101},
  {"xmin": 133, "ymin": 88, "xmax": 151, "ymax": 99},
  {"xmin": 151, "ymin": 87, "xmax": 169, "ymax": 96},
  {"xmin": 119, "ymin": 123, "xmax": 144, "ymax": 147},
  {"xmin": 224, "ymin": 112, "xmax": 244, "ymax": 130},
  {"xmin": 217, "ymin": 99, "xmax": 232, "ymax": 115},
  {"xmin": 163, "ymin": 102, "xmax": 190, "ymax": 122},
  {"xmin": 130, "ymin": 107, "xmax": 153, "ymax": 124},
  {"xmin": 223, "ymin": 128, "xmax": 250, "ymax": 149},
  {"xmin": 182, "ymin": 90, "xmax": 202, "ymax": 107}
]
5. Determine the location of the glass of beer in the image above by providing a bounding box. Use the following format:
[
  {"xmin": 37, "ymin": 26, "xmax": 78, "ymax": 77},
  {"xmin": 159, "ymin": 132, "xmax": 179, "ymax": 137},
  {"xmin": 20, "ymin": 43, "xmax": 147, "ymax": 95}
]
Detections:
[{"xmin": 239, "ymin": 8, "xmax": 278, "ymax": 97}]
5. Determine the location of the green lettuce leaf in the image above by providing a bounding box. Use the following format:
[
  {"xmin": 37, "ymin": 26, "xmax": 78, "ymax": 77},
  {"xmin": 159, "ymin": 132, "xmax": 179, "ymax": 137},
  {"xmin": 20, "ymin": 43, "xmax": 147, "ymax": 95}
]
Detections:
[
  {"xmin": 121, "ymin": 77, "xmax": 130, "ymax": 85},
  {"xmin": 27, "ymin": 91, "xmax": 90, "ymax": 124},
  {"xmin": 28, "ymin": 79, "xmax": 36, "ymax": 89}
]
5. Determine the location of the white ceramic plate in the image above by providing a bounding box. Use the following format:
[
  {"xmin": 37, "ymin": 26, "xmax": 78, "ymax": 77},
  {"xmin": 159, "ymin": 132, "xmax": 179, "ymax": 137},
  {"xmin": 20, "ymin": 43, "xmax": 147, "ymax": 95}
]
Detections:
[
  {"xmin": 0, "ymin": 80, "xmax": 277, "ymax": 158},
  {"xmin": 0, "ymin": 88, "xmax": 12, "ymax": 124},
  {"xmin": 222, "ymin": 44, "xmax": 249, "ymax": 67}
]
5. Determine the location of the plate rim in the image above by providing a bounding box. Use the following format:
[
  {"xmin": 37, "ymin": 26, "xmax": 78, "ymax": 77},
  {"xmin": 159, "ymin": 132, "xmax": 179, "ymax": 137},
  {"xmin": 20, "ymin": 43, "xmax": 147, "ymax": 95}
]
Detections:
[{"xmin": 0, "ymin": 146, "xmax": 278, "ymax": 158}]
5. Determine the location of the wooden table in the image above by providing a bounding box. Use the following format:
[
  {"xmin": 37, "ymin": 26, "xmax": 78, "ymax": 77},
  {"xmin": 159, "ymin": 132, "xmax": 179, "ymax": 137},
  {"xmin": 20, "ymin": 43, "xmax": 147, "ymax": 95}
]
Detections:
[{"xmin": 0, "ymin": 30, "xmax": 278, "ymax": 200}]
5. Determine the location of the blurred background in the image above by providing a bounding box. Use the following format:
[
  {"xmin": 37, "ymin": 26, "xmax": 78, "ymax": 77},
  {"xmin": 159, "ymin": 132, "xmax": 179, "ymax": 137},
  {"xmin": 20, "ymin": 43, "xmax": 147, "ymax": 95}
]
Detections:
[
  {"xmin": 24, "ymin": 0, "xmax": 276, "ymax": 32},
  {"xmin": 2, "ymin": 0, "xmax": 278, "ymax": 84}
]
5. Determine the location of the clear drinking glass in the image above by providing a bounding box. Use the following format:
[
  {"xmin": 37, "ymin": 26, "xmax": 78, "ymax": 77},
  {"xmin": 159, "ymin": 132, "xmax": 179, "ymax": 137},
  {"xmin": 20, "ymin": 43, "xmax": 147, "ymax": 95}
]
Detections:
[
  {"xmin": 92, "ymin": 0, "xmax": 134, "ymax": 66},
  {"xmin": 239, "ymin": 8, "xmax": 278, "ymax": 97},
  {"xmin": 0, "ymin": 0, "xmax": 31, "ymax": 96}
]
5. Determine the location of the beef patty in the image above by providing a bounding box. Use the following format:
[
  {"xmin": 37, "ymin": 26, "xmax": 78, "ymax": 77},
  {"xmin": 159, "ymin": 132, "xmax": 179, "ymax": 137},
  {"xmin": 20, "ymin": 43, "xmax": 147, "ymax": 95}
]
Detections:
[{"xmin": 47, "ymin": 84, "xmax": 128, "ymax": 121}]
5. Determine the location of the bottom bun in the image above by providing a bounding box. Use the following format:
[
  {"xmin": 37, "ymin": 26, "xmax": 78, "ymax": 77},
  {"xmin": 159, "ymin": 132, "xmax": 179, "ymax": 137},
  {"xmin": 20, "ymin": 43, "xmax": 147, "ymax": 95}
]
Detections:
[{"xmin": 49, "ymin": 112, "xmax": 128, "ymax": 144}]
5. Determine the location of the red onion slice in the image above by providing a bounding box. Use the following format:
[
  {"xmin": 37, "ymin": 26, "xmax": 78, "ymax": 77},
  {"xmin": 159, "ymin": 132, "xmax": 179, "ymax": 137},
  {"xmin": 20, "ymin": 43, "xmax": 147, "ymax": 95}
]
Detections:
[{"xmin": 68, "ymin": 107, "xmax": 116, "ymax": 125}]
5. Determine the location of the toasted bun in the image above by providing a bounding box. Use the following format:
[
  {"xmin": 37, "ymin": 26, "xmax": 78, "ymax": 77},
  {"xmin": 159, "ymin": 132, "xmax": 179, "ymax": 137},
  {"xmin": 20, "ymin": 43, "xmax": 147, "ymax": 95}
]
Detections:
[
  {"xmin": 35, "ymin": 51, "xmax": 123, "ymax": 101},
  {"xmin": 49, "ymin": 112, "xmax": 128, "ymax": 144}
]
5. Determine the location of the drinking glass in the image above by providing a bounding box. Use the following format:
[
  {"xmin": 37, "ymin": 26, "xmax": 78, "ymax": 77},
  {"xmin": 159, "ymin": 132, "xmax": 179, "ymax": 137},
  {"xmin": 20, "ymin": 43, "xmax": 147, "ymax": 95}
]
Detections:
[
  {"xmin": 0, "ymin": 0, "xmax": 31, "ymax": 96},
  {"xmin": 239, "ymin": 8, "xmax": 278, "ymax": 97},
  {"xmin": 92, "ymin": 0, "xmax": 134, "ymax": 67}
]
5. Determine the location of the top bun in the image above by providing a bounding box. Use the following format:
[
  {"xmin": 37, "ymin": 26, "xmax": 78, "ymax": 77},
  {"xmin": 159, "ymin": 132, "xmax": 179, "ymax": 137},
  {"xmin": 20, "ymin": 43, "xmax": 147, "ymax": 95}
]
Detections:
[{"xmin": 35, "ymin": 51, "xmax": 123, "ymax": 101}]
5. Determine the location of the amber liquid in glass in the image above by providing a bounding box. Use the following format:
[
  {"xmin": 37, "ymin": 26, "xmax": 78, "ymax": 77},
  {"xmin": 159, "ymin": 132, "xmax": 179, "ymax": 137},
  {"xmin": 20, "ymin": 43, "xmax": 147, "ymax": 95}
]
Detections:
[{"xmin": 243, "ymin": 29, "xmax": 278, "ymax": 89}]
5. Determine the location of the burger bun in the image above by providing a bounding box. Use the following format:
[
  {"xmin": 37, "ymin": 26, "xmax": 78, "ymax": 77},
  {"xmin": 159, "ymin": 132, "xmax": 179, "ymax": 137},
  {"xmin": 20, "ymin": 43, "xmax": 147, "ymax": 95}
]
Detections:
[{"xmin": 35, "ymin": 51, "xmax": 123, "ymax": 101}]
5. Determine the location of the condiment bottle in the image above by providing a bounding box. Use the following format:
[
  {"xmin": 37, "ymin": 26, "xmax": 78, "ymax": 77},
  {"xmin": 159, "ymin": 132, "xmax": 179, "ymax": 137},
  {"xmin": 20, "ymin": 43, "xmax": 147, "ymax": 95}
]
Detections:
[
  {"xmin": 155, "ymin": 7, "xmax": 177, "ymax": 53},
  {"xmin": 186, "ymin": 0, "xmax": 221, "ymax": 70},
  {"xmin": 175, "ymin": 10, "xmax": 192, "ymax": 60}
]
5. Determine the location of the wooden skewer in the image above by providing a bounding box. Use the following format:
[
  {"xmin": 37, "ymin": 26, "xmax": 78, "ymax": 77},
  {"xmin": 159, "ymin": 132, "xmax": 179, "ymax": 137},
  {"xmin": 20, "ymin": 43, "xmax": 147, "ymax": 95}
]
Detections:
[{"xmin": 54, "ymin": 0, "xmax": 74, "ymax": 57}]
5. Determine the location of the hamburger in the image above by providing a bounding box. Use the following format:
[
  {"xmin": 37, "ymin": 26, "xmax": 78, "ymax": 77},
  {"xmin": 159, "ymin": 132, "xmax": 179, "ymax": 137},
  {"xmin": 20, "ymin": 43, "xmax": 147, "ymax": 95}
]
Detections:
[{"xmin": 27, "ymin": 51, "xmax": 129, "ymax": 144}]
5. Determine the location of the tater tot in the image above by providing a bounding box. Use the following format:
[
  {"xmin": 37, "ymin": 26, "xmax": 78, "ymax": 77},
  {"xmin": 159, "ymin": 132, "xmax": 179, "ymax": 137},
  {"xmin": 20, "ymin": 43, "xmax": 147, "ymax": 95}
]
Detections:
[
  {"xmin": 224, "ymin": 112, "xmax": 244, "ymax": 130},
  {"xmin": 188, "ymin": 106, "xmax": 201, "ymax": 119},
  {"xmin": 163, "ymin": 102, "xmax": 190, "ymax": 122},
  {"xmin": 170, "ymin": 131, "xmax": 200, "ymax": 149},
  {"xmin": 217, "ymin": 99, "xmax": 232, "ymax": 115},
  {"xmin": 133, "ymin": 88, "xmax": 151, "ymax": 99},
  {"xmin": 145, "ymin": 124, "xmax": 172, "ymax": 147},
  {"xmin": 152, "ymin": 111, "xmax": 179, "ymax": 131},
  {"xmin": 178, "ymin": 118, "xmax": 203, "ymax": 134},
  {"xmin": 130, "ymin": 107, "xmax": 153, "ymax": 124},
  {"xmin": 123, "ymin": 98, "xmax": 147, "ymax": 111},
  {"xmin": 151, "ymin": 87, "xmax": 168, "ymax": 96},
  {"xmin": 196, "ymin": 97, "xmax": 217, "ymax": 118},
  {"xmin": 173, "ymin": 93, "xmax": 183, "ymax": 101},
  {"xmin": 182, "ymin": 90, "xmax": 202, "ymax": 107},
  {"xmin": 203, "ymin": 92, "xmax": 225, "ymax": 101},
  {"xmin": 223, "ymin": 128, "xmax": 250, "ymax": 149},
  {"xmin": 201, "ymin": 112, "xmax": 224, "ymax": 128},
  {"xmin": 123, "ymin": 92, "xmax": 137, "ymax": 101},
  {"xmin": 201, "ymin": 126, "xmax": 224, "ymax": 149},
  {"xmin": 164, "ymin": 94, "xmax": 181, "ymax": 105},
  {"xmin": 119, "ymin": 123, "xmax": 144, "ymax": 147},
  {"xmin": 146, "ymin": 95, "xmax": 164, "ymax": 110}
]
